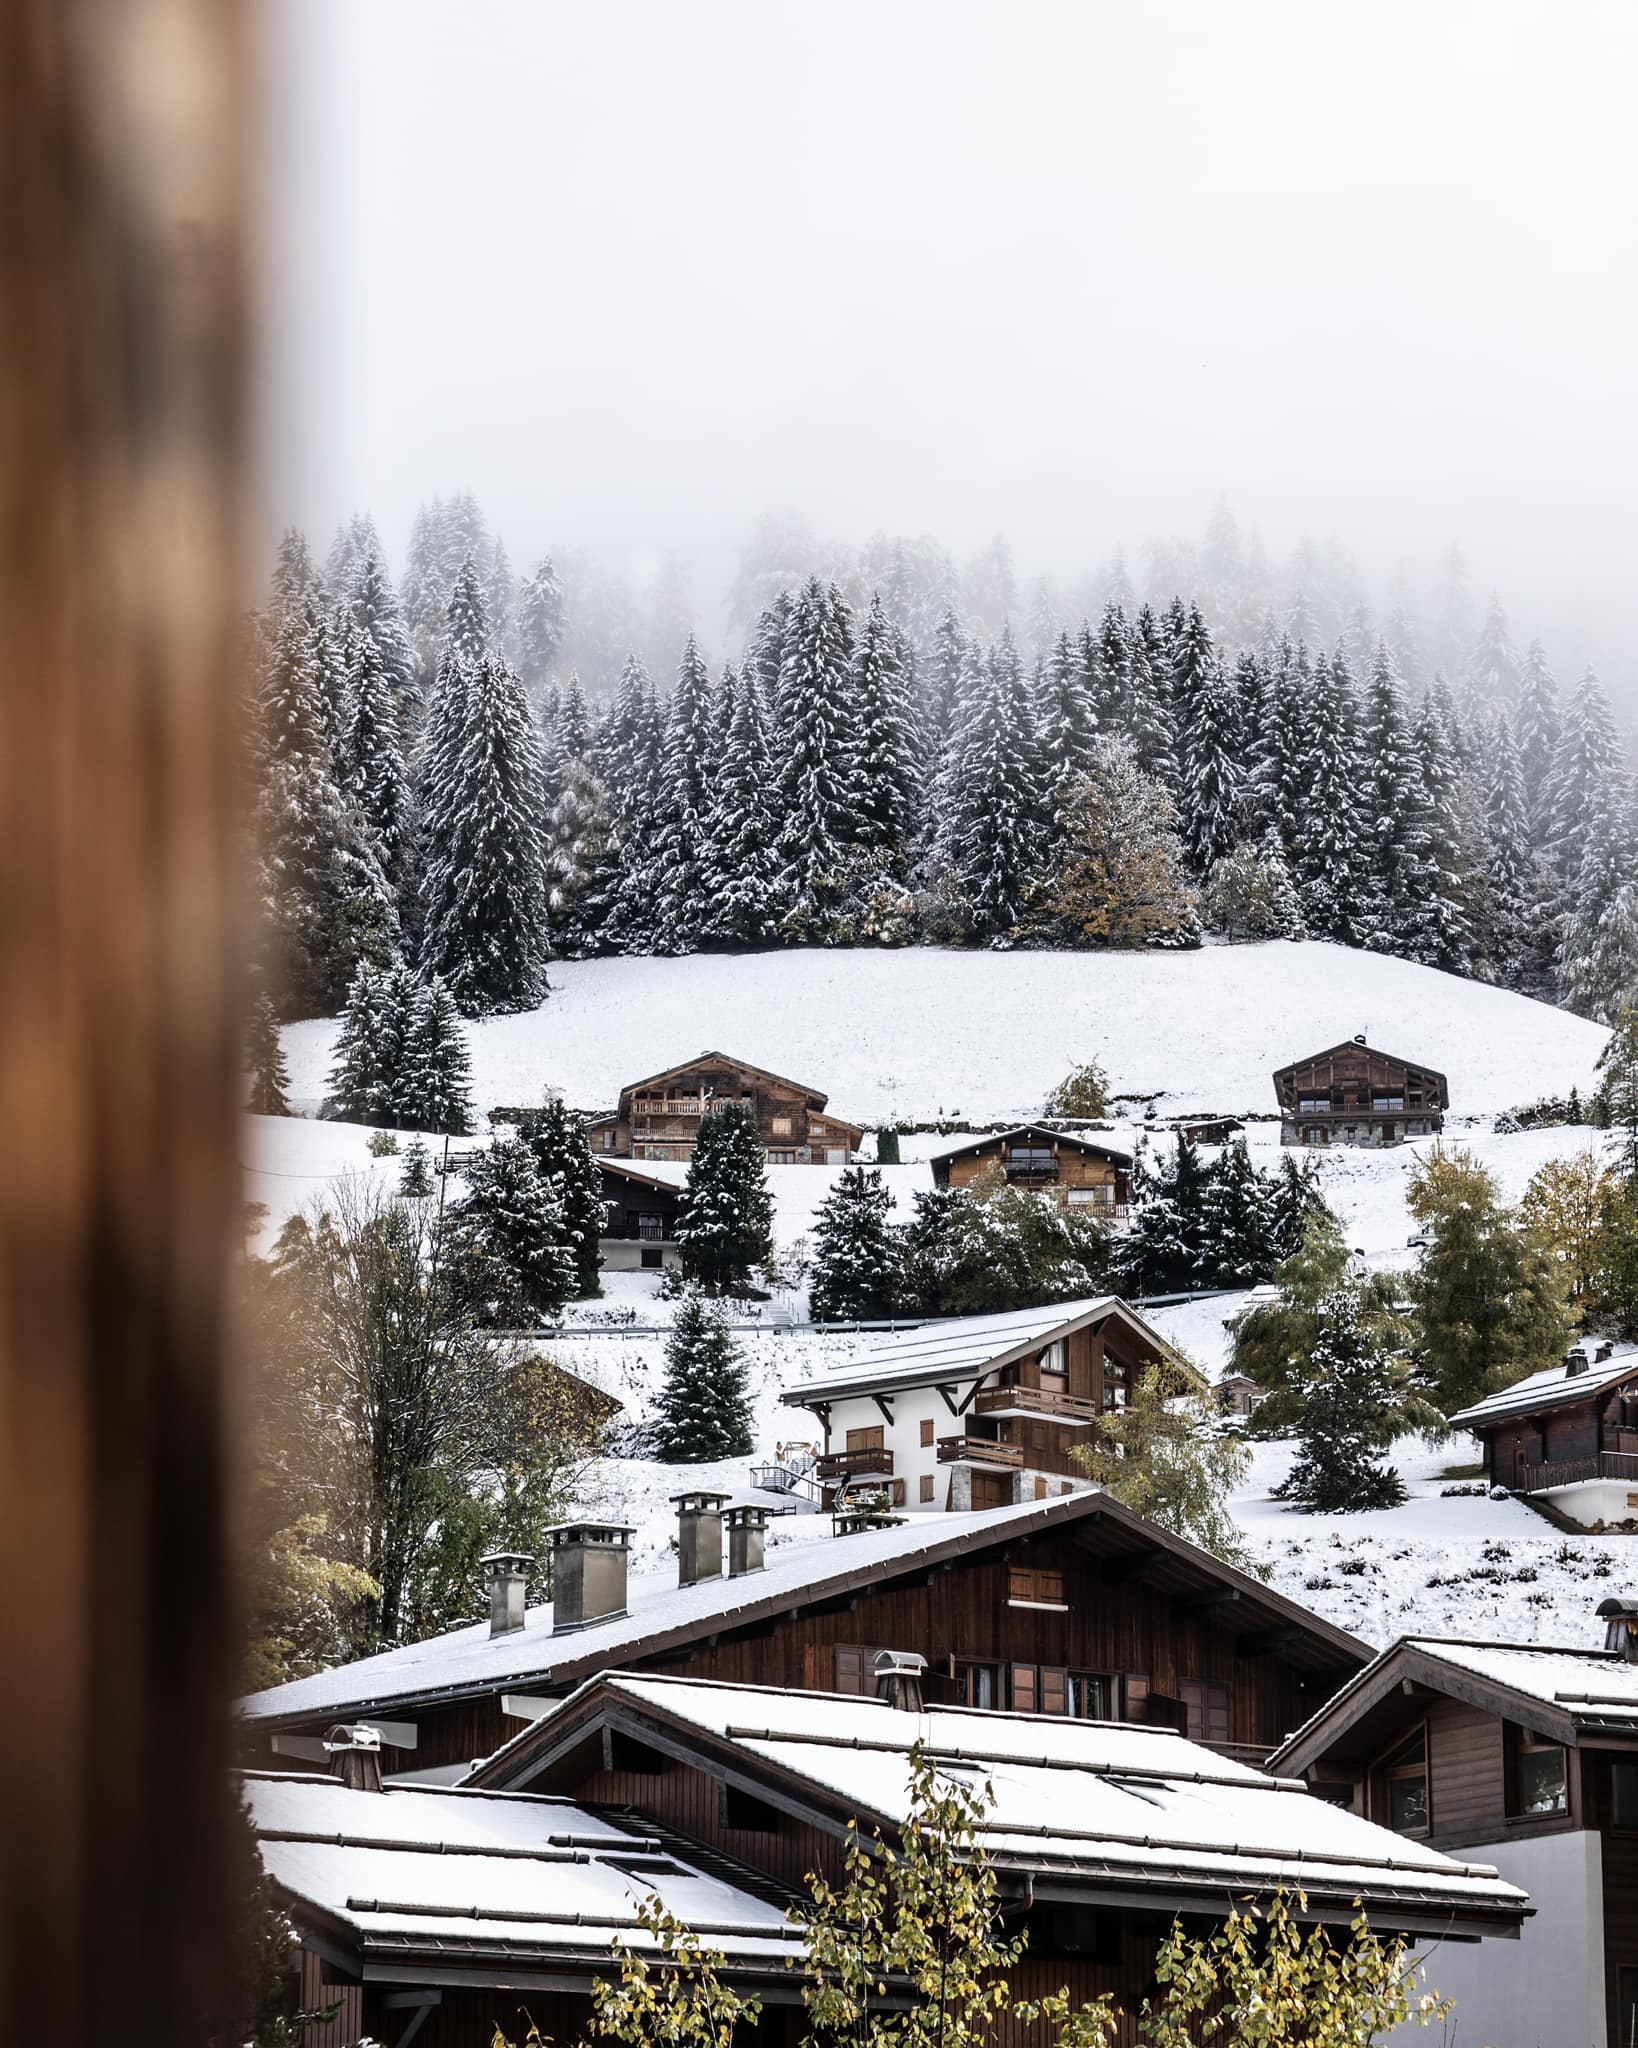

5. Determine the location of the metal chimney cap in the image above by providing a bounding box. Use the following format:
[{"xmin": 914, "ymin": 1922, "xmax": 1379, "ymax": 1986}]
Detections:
[
  {"xmin": 725, "ymin": 1503, "xmax": 772, "ymax": 1526},
  {"xmin": 669, "ymin": 1491, "xmax": 731, "ymax": 1510},
  {"xmin": 543, "ymin": 1520, "xmax": 636, "ymax": 1544},
  {"xmin": 323, "ymin": 1722, "xmax": 382, "ymax": 1752},
  {"xmin": 479, "ymin": 1550, "xmax": 534, "ymax": 1573},
  {"xmin": 872, "ymin": 1649, "xmax": 928, "ymax": 1677}
]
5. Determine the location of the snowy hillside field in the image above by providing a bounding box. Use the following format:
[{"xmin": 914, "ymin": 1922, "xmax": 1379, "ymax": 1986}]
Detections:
[
  {"xmin": 253, "ymin": 940, "xmax": 1631, "ymax": 1654},
  {"xmin": 277, "ymin": 940, "xmax": 1609, "ymax": 1126}
]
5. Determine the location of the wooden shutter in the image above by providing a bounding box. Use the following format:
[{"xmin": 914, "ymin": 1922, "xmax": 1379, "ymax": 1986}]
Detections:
[
  {"xmin": 835, "ymin": 1645, "xmax": 879, "ymax": 1695},
  {"xmin": 1123, "ymin": 1674, "xmax": 1150, "ymax": 1722},
  {"xmin": 845, "ymin": 1425, "xmax": 885, "ymax": 1452},
  {"xmin": 1010, "ymin": 1663, "xmax": 1038, "ymax": 1712},
  {"xmin": 1039, "ymin": 1667, "xmax": 1069, "ymax": 1716},
  {"xmin": 920, "ymin": 1417, "xmax": 935, "ymax": 1447}
]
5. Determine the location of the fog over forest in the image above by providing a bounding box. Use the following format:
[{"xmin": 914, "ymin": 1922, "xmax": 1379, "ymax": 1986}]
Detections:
[{"xmin": 266, "ymin": 0, "xmax": 1638, "ymax": 708}]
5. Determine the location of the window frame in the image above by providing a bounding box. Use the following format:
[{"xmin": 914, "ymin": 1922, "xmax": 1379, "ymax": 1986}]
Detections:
[
  {"xmin": 1509, "ymin": 1729, "xmax": 1569, "ymax": 1820},
  {"xmin": 1380, "ymin": 1726, "xmax": 1431, "ymax": 1838}
]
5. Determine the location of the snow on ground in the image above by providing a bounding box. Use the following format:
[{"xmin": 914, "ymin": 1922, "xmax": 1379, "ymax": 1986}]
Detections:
[{"xmin": 276, "ymin": 941, "xmax": 1608, "ymax": 1125}]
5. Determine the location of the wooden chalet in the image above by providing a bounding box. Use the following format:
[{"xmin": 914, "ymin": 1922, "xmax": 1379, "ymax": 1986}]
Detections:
[
  {"xmin": 1273, "ymin": 1034, "xmax": 1447, "ymax": 1147},
  {"xmin": 250, "ymin": 1669, "xmax": 1526, "ymax": 2047},
  {"xmin": 238, "ymin": 1489, "xmax": 1373, "ymax": 1785},
  {"xmin": 584, "ymin": 1051, "xmax": 863, "ymax": 1166},
  {"xmin": 781, "ymin": 1298, "xmax": 1178, "ymax": 1513},
  {"xmin": 1272, "ymin": 1612, "xmax": 1638, "ymax": 2046},
  {"xmin": 930, "ymin": 1124, "xmax": 1132, "ymax": 1215},
  {"xmin": 597, "ymin": 1158, "xmax": 683, "ymax": 1272},
  {"xmin": 1449, "ymin": 1339, "xmax": 1638, "ymax": 1529}
]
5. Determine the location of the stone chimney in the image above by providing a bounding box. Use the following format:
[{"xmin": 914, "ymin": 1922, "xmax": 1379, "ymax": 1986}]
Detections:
[
  {"xmin": 672, "ymin": 1492, "xmax": 729, "ymax": 1588},
  {"xmin": 872, "ymin": 1648, "xmax": 927, "ymax": 1712},
  {"xmin": 1599, "ymin": 1597, "xmax": 1638, "ymax": 1660},
  {"xmin": 481, "ymin": 1550, "xmax": 533, "ymax": 1637},
  {"xmin": 726, "ymin": 1503, "xmax": 770, "ymax": 1578},
  {"xmin": 324, "ymin": 1722, "xmax": 384, "ymax": 1793},
  {"xmin": 547, "ymin": 1521, "xmax": 635, "ymax": 1634}
]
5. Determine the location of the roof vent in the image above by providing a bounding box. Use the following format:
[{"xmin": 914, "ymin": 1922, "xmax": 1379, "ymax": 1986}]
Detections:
[
  {"xmin": 1598, "ymin": 1343, "xmax": 1615, "ymax": 1364},
  {"xmin": 873, "ymin": 1648, "xmax": 927, "ymax": 1712},
  {"xmin": 480, "ymin": 1550, "xmax": 533, "ymax": 1637},
  {"xmin": 1353, "ymin": 1033, "xmax": 1367, "ymax": 1045},
  {"xmin": 547, "ymin": 1522, "xmax": 634, "ymax": 1634},
  {"xmin": 672, "ymin": 1492, "xmax": 729, "ymax": 1588},
  {"xmin": 1566, "ymin": 1350, "xmax": 1591, "ymax": 1379},
  {"xmin": 324, "ymin": 1722, "xmax": 384, "ymax": 1793},
  {"xmin": 1598, "ymin": 1597, "xmax": 1638, "ymax": 1661}
]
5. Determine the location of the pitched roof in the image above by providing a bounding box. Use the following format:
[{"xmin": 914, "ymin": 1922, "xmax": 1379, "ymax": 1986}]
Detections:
[
  {"xmin": 1272, "ymin": 1040, "xmax": 1447, "ymax": 1081},
  {"xmin": 595, "ymin": 1158, "xmax": 687, "ymax": 1195},
  {"xmin": 781, "ymin": 1296, "xmax": 1184, "ymax": 1405},
  {"xmin": 239, "ymin": 1489, "xmax": 1365, "ymax": 1731},
  {"xmin": 930, "ymin": 1124, "xmax": 1133, "ymax": 1168},
  {"xmin": 1447, "ymin": 1343, "xmax": 1638, "ymax": 1432},
  {"xmin": 1271, "ymin": 1634, "xmax": 1638, "ymax": 1775},
  {"xmin": 473, "ymin": 1672, "xmax": 1526, "ymax": 1939},
  {"xmin": 244, "ymin": 1772, "xmax": 796, "ymax": 1984},
  {"xmin": 617, "ymin": 1050, "xmax": 836, "ymax": 1109}
]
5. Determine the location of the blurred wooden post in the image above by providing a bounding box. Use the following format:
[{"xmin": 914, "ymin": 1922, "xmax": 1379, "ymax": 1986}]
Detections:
[{"xmin": 0, "ymin": 1, "xmax": 252, "ymax": 2041}]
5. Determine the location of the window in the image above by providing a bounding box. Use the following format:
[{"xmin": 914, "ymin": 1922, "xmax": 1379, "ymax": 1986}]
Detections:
[
  {"xmin": 1612, "ymin": 1762, "xmax": 1638, "ymax": 1829},
  {"xmin": 721, "ymin": 1782, "xmax": 781, "ymax": 1832},
  {"xmin": 766, "ymin": 1148, "xmax": 797, "ymax": 1164},
  {"xmin": 954, "ymin": 1660, "xmax": 1001, "ymax": 1709},
  {"xmin": 600, "ymin": 1128, "xmax": 615, "ymax": 1151},
  {"xmin": 1007, "ymin": 1146, "xmax": 1056, "ymax": 1173},
  {"xmin": 1039, "ymin": 1339, "xmax": 1067, "ymax": 1376},
  {"xmin": 1372, "ymin": 1093, "xmax": 1405, "ymax": 1112},
  {"xmin": 1179, "ymin": 1679, "xmax": 1231, "ymax": 1744},
  {"xmin": 1008, "ymin": 1565, "xmax": 1066, "ymax": 1608},
  {"xmin": 640, "ymin": 1248, "xmax": 662, "ymax": 1270},
  {"xmin": 1384, "ymin": 1730, "xmax": 1429, "ymax": 1836},
  {"xmin": 1066, "ymin": 1672, "xmax": 1112, "ymax": 1720},
  {"xmin": 920, "ymin": 1417, "xmax": 935, "ymax": 1447},
  {"xmin": 919, "ymin": 1473, "xmax": 934, "ymax": 1503},
  {"xmin": 637, "ymin": 1212, "xmax": 665, "ymax": 1242},
  {"xmin": 1513, "ymin": 1735, "xmax": 1568, "ymax": 1817},
  {"xmin": 603, "ymin": 1200, "xmax": 622, "ymax": 1231},
  {"xmin": 770, "ymin": 1115, "xmax": 792, "ymax": 1136}
]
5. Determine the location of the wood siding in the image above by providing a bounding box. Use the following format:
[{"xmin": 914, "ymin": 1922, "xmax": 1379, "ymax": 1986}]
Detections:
[{"xmin": 593, "ymin": 1056, "xmax": 861, "ymax": 1163}]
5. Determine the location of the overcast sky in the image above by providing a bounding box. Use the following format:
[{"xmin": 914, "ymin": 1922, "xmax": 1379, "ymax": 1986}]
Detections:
[{"xmin": 264, "ymin": 0, "xmax": 1638, "ymax": 672}]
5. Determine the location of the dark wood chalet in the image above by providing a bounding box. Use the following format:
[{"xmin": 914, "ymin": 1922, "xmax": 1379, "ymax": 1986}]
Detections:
[
  {"xmin": 253, "ymin": 1668, "xmax": 1525, "ymax": 2048},
  {"xmin": 1449, "ymin": 1338, "xmax": 1638, "ymax": 1528},
  {"xmin": 1273, "ymin": 1035, "xmax": 1447, "ymax": 1147},
  {"xmin": 781, "ymin": 1297, "xmax": 1177, "ymax": 1513},
  {"xmin": 584, "ymin": 1050, "xmax": 864, "ymax": 1165},
  {"xmin": 1272, "ymin": 1610, "xmax": 1638, "ymax": 2047},
  {"xmin": 597, "ymin": 1158, "xmax": 683, "ymax": 1272},
  {"xmin": 238, "ymin": 1490, "xmax": 1373, "ymax": 1786},
  {"xmin": 930, "ymin": 1124, "xmax": 1132, "ymax": 1215}
]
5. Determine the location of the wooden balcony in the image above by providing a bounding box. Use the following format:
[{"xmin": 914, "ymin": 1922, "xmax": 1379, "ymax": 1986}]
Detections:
[
  {"xmin": 973, "ymin": 1385, "xmax": 1100, "ymax": 1425},
  {"xmin": 937, "ymin": 1435, "xmax": 1024, "ymax": 1468},
  {"xmin": 815, "ymin": 1447, "xmax": 894, "ymax": 1483},
  {"xmin": 1518, "ymin": 1451, "xmax": 1638, "ymax": 1493}
]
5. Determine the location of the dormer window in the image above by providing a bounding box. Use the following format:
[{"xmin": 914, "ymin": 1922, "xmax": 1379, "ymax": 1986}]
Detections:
[{"xmin": 1040, "ymin": 1340, "xmax": 1067, "ymax": 1377}]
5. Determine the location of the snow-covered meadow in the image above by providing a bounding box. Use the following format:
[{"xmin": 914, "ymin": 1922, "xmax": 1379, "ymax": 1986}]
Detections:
[{"xmin": 253, "ymin": 941, "xmax": 1632, "ymax": 1655}]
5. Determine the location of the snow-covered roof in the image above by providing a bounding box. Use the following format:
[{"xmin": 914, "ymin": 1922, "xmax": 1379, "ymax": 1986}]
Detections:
[
  {"xmin": 240, "ymin": 1488, "xmax": 1364, "ymax": 1729},
  {"xmin": 245, "ymin": 1773, "xmax": 796, "ymax": 1980},
  {"xmin": 930, "ymin": 1124, "xmax": 1133, "ymax": 1167},
  {"xmin": 1446, "ymin": 1343, "xmax": 1638, "ymax": 1432},
  {"xmin": 782, "ymin": 1296, "xmax": 1175, "ymax": 1405},
  {"xmin": 1272, "ymin": 1633, "xmax": 1638, "ymax": 1775},
  {"xmin": 477, "ymin": 1672, "xmax": 1526, "ymax": 1935}
]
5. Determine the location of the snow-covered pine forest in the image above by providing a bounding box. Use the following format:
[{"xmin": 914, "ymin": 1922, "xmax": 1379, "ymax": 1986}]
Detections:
[{"xmin": 251, "ymin": 494, "xmax": 1638, "ymax": 1033}]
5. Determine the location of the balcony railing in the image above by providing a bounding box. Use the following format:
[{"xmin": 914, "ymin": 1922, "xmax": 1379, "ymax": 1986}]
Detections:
[
  {"xmin": 973, "ymin": 1385, "xmax": 1101, "ymax": 1424},
  {"xmin": 1518, "ymin": 1451, "xmax": 1638, "ymax": 1494},
  {"xmin": 815, "ymin": 1447, "xmax": 895, "ymax": 1483},
  {"xmin": 937, "ymin": 1435, "xmax": 1024, "ymax": 1468}
]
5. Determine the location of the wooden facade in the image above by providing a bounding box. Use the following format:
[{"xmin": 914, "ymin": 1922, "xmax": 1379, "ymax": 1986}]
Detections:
[
  {"xmin": 1458, "ymin": 1351, "xmax": 1638, "ymax": 1498},
  {"xmin": 585, "ymin": 1050, "xmax": 864, "ymax": 1165},
  {"xmin": 930, "ymin": 1124, "xmax": 1132, "ymax": 1215},
  {"xmin": 597, "ymin": 1159, "xmax": 684, "ymax": 1271},
  {"xmin": 1273, "ymin": 1037, "xmax": 1447, "ymax": 1147},
  {"xmin": 242, "ymin": 1500, "xmax": 1368, "ymax": 1779}
]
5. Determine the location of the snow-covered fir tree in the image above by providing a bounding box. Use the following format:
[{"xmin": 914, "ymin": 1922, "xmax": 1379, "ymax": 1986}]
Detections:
[
  {"xmin": 1558, "ymin": 793, "xmax": 1638, "ymax": 1022},
  {"xmin": 1176, "ymin": 644, "xmax": 1243, "ymax": 873},
  {"xmin": 347, "ymin": 541, "xmax": 419, "ymax": 728},
  {"xmin": 1202, "ymin": 828, "xmax": 1306, "ymax": 941},
  {"xmin": 850, "ymin": 593, "xmax": 921, "ymax": 852},
  {"xmin": 809, "ymin": 1168, "xmax": 902, "ymax": 1321},
  {"xmin": 774, "ymin": 576, "xmax": 861, "ymax": 932},
  {"xmin": 1541, "ymin": 668, "xmax": 1622, "ymax": 895},
  {"xmin": 1358, "ymin": 644, "xmax": 1434, "ymax": 953},
  {"xmin": 1513, "ymin": 639, "xmax": 1561, "ymax": 834},
  {"xmin": 1091, "ymin": 605, "xmax": 1131, "ymax": 734},
  {"xmin": 1294, "ymin": 650, "xmax": 1368, "ymax": 943},
  {"xmin": 1126, "ymin": 603, "xmax": 1177, "ymax": 790},
  {"xmin": 419, "ymin": 650, "xmax": 552, "ymax": 1014},
  {"xmin": 653, "ymin": 634, "xmax": 715, "ymax": 952},
  {"xmin": 339, "ymin": 618, "xmax": 412, "ymax": 886},
  {"xmin": 650, "ymin": 1294, "xmax": 754, "ymax": 1462},
  {"xmin": 444, "ymin": 556, "xmax": 490, "ymax": 667},
  {"xmin": 516, "ymin": 555, "xmax": 567, "ymax": 694},
  {"xmin": 940, "ymin": 636, "xmax": 1041, "ymax": 940},
  {"xmin": 1483, "ymin": 714, "xmax": 1535, "ymax": 987},
  {"xmin": 245, "ymin": 993, "xmax": 291, "ymax": 1116},
  {"xmin": 1046, "ymin": 736, "xmax": 1199, "ymax": 949},
  {"xmin": 699, "ymin": 664, "xmax": 782, "ymax": 947},
  {"xmin": 1273, "ymin": 1291, "xmax": 1407, "ymax": 1511},
  {"xmin": 455, "ymin": 1136, "xmax": 576, "ymax": 1326},
  {"xmin": 403, "ymin": 973, "xmax": 474, "ymax": 1134},
  {"xmin": 1037, "ymin": 627, "xmax": 1098, "ymax": 823},
  {"xmin": 398, "ymin": 1136, "xmax": 434, "ymax": 1199},
  {"xmin": 1242, "ymin": 641, "xmax": 1309, "ymax": 853},
  {"xmin": 674, "ymin": 1102, "xmax": 774, "ymax": 1293},
  {"xmin": 1200, "ymin": 1138, "xmax": 1276, "ymax": 1286},
  {"xmin": 1465, "ymin": 592, "xmax": 1522, "ymax": 705},
  {"xmin": 518, "ymin": 1095, "xmax": 606, "ymax": 1299},
  {"xmin": 594, "ymin": 653, "xmax": 666, "ymax": 952}
]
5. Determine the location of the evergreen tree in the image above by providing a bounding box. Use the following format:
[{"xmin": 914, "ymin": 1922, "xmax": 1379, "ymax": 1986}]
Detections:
[
  {"xmin": 1272, "ymin": 1291, "xmax": 1409, "ymax": 1511},
  {"xmin": 1542, "ymin": 669, "xmax": 1622, "ymax": 893},
  {"xmin": 1037, "ymin": 626, "xmax": 1098, "ymax": 823},
  {"xmin": 1044, "ymin": 737, "xmax": 1198, "ymax": 949},
  {"xmin": 1465, "ymin": 592, "xmax": 1523, "ymax": 704},
  {"xmin": 403, "ymin": 974, "xmax": 474, "ymax": 1134},
  {"xmin": 1176, "ymin": 647, "xmax": 1243, "ymax": 873},
  {"xmin": 1199, "ymin": 1138, "xmax": 1278, "ymax": 1286},
  {"xmin": 1267, "ymin": 1150, "xmax": 1329, "ymax": 1262},
  {"xmin": 1514, "ymin": 639, "xmax": 1561, "ymax": 834},
  {"xmin": 519, "ymin": 1095, "xmax": 605, "ymax": 1298},
  {"xmin": 1484, "ymin": 715, "xmax": 1534, "ymax": 985},
  {"xmin": 245, "ymin": 994, "xmax": 292, "ymax": 1116},
  {"xmin": 1410, "ymin": 689, "xmax": 1476, "ymax": 973},
  {"xmin": 809, "ymin": 1168, "xmax": 902, "ymax": 1321},
  {"xmin": 699, "ymin": 664, "xmax": 782, "ymax": 947},
  {"xmin": 653, "ymin": 634, "xmax": 715, "ymax": 952},
  {"xmin": 675, "ymin": 1102, "xmax": 774, "ymax": 1292},
  {"xmin": 1295, "ymin": 650, "xmax": 1368, "ymax": 943},
  {"xmin": 398, "ymin": 1137, "xmax": 434, "ymax": 1200},
  {"xmin": 1121, "ymin": 1132, "xmax": 1211, "ymax": 1293},
  {"xmin": 340, "ymin": 617, "xmax": 412, "ymax": 883},
  {"xmin": 922, "ymin": 606, "xmax": 967, "ymax": 749},
  {"xmin": 445, "ymin": 556, "xmax": 490, "ymax": 666},
  {"xmin": 850, "ymin": 593, "xmax": 920, "ymax": 851},
  {"xmin": 650, "ymin": 1294, "xmax": 755, "ymax": 1462},
  {"xmin": 1407, "ymin": 1146, "xmax": 1572, "ymax": 1414},
  {"xmin": 327, "ymin": 961, "xmax": 396, "ymax": 1124},
  {"xmin": 419, "ymin": 651, "xmax": 552, "ymax": 1014},
  {"xmin": 775, "ymin": 576, "xmax": 861, "ymax": 930},
  {"xmin": 348, "ymin": 543, "xmax": 419, "ymax": 726},
  {"xmin": 270, "ymin": 526, "xmax": 319, "ymax": 618},
  {"xmin": 543, "ymin": 737, "xmax": 611, "ymax": 958},
  {"xmin": 1243, "ymin": 641, "xmax": 1308, "ymax": 853},
  {"xmin": 1091, "ymin": 603, "xmax": 1131, "ymax": 735},
  {"xmin": 455, "ymin": 1136, "xmax": 576, "ymax": 1326},
  {"xmin": 1359, "ymin": 644, "xmax": 1434, "ymax": 954},
  {"xmin": 1202, "ymin": 828, "xmax": 1306, "ymax": 941},
  {"xmin": 594, "ymin": 653, "xmax": 666, "ymax": 952},
  {"xmin": 942, "ymin": 638, "xmax": 1040, "ymax": 940},
  {"xmin": 517, "ymin": 556, "xmax": 567, "ymax": 694},
  {"xmin": 1126, "ymin": 603, "xmax": 1177, "ymax": 790},
  {"xmin": 1597, "ymin": 1005, "xmax": 1638, "ymax": 1178}
]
